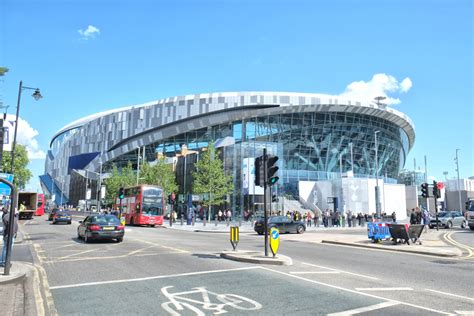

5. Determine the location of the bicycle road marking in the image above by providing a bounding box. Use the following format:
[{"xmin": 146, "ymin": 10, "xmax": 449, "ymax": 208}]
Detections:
[
  {"xmin": 302, "ymin": 262, "xmax": 379, "ymax": 280},
  {"xmin": 259, "ymin": 266, "xmax": 451, "ymax": 315},
  {"xmin": 327, "ymin": 301, "xmax": 399, "ymax": 316},
  {"xmin": 160, "ymin": 285, "xmax": 262, "ymax": 315},
  {"xmin": 49, "ymin": 266, "xmax": 260, "ymax": 290}
]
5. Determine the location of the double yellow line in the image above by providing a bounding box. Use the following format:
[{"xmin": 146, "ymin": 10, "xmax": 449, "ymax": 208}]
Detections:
[{"xmin": 444, "ymin": 232, "xmax": 474, "ymax": 259}]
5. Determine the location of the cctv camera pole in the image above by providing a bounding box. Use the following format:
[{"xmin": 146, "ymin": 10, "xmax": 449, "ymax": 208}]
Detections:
[{"xmin": 263, "ymin": 148, "xmax": 268, "ymax": 257}]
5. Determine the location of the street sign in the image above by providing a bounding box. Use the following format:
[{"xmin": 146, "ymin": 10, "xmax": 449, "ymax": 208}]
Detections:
[
  {"xmin": 269, "ymin": 227, "xmax": 280, "ymax": 257},
  {"xmin": 230, "ymin": 226, "xmax": 239, "ymax": 251}
]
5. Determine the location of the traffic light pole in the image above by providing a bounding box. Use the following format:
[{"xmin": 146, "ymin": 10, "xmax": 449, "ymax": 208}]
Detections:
[{"xmin": 263, "ymin": 148, "xmax": 269, "ymax": 257}]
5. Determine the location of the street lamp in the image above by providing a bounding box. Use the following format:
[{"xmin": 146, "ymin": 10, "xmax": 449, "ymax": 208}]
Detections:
[
  {"xmin": 455, "ymin": 149, "xmax": 461, "ymax": 211},
  {"xmin": 374, "ymin": 130, "xmax": 381, "ymax": 219},
  {"xmin": 11, "ymin": 81, "xmax": 42, "ymax": 174}
]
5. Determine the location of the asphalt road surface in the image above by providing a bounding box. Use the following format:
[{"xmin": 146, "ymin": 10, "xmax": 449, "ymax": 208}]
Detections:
[{"xmin": 19, "ymin": 215, "xmax": 474, "ymax": 315}]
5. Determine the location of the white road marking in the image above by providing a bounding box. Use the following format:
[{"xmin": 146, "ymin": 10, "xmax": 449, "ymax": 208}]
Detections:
[
  {"xmin": 426, "ymin": 289, "xmax": 474, "ymax": 302},
  {"xmin": 356, "ymin": 287, "xmax": 413, "ymax": 291},
  {"xmin": 259, "ymin": 267, "xmax": 451, "ymax": 315},
  {"xmin": 302, "ymin": 262, "xmax": 379, "ymax": 280},
  {"xmin": 49, "ymin": 266, "xmax": 260, "ymax": 290},
  {"xmin": 454, "ymin": 311, "xmax": 474, "ymax": 315},
  {"xmin": 327, "ymin": 301, "xmax": 399, "ymax": 315},
  {"xmin": 289, "ymin": 271, "xmax": 340, "ymax": 275}
]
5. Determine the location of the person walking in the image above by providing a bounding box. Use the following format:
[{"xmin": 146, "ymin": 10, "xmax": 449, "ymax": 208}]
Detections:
[
  {"xmin": 314, "ymin": 209, "xmax": 320, "ymax": 227},
  {"xmin": 1, "ymin": 207, "xmax": 18, "ymax": 268},
  {"xmin": 306, "ymin": 212, "xmax": 312, "ymax": 228}
]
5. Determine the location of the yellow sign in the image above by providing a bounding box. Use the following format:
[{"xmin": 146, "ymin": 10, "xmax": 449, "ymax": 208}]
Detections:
[
  {"xmin": 230, "ymin": 226, "xmax": 239, "ymax": 250},
  {"xmin": 269, "ymin": 227, "xmax": 280, "ymax": 257}
]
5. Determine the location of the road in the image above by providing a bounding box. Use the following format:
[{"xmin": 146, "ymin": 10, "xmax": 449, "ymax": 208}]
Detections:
[{"xmin": 18, "ymin": 215, "xmax": 474, "ymax": 315}]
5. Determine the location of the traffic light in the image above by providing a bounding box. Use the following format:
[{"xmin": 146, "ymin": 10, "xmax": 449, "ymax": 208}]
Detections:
[
  {"xmin": 272, "ymin": 193, "xmax": 279, "ymax": 203},
  {"xmin": 432, "ymin": 181, "xmax": 441, "ymax": 198},
  {"xmin": 118, "ymin": 187, "xmax": 125, "ymax": 199},
  {"xmin": 266, "ymin": 155, "xmax": 279, "ymax": 186},
  {"xmin": 254, "ymin": 156, "xmax": 265, "ymax": 187},
  {"xmin": 421, "ymin": 183, "xmax": 429, "ymax": 198}
]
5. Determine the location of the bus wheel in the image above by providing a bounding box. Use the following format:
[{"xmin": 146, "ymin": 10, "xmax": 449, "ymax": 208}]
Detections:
[{"xmin": 150, "ymin": 225, "xmax": 155, "ymax": 228}]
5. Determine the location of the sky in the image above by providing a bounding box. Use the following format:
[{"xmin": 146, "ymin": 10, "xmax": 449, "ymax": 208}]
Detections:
[{"xmin": 0, "ymin": 0, "xmax": 472, "ymax": 191}]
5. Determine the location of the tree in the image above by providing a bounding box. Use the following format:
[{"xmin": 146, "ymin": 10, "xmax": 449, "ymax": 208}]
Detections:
[
  {"xmin": 1, "ymin": 144, "xmax": 32, "ymax": 190},
  {"xmin": 103, "ymin": 161, "xmax": 135, "ymax": 206},
  {"xmin": 139, "ymin": 158, "xmax": 178, "ymax": 197},
  {"xmin": 192, "ymin": 143, "xmax": 233, "ymax": 220},
  {"xmin": 0, "ymin": 67, "xmax": 8, "ymax": 76}
]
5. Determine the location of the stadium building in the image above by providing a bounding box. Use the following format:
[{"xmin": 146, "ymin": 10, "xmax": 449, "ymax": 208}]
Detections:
[{"xmin": 41, "ymin": 92, "xmax": 415, "ymax": 218}]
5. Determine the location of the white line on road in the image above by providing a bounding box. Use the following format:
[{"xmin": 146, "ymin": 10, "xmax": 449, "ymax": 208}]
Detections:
[
  {"xmin": 49, "ymin": 266, "xmax": 260, "ymax": 290},
  {"xmin": 302, "ymin": 262, "xmax": 379, "ymax": 280},
  {"xmin": 289, "ymin": 271, "xmax": 340, "ymax": 275},
  {"xmin": 259, "ymin": 267, "xmax": 451, "ymax": 315},
  {"xmin": 454, "ymin": 311, "xmax": 474, "ymax": 315},
  {"xmin": 426, "ymin": 289, "xmax": 474, "ymax": 302},
  {"xmin": 356, "ymin": 287, "xmax": 413, "ymax": 291},
  {"xmin": 327, "ymin": 301, "xmax": 399, "ymax": 316}
]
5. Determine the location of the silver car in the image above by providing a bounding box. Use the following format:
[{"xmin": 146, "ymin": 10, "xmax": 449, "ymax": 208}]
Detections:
[{"xmin": 429, "ymin": 211, "xmax": 467, "ymax": 229}]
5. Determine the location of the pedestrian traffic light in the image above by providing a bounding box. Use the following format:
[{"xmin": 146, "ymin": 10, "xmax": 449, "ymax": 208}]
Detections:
[
  {"xmin": 432, "ymin": 181, "xmax": 441, "ymax": 198},
  {"xmin": 254, "ymin": 156, "xmax": 265, "ymax": 187},
  {"xmin": 266, "ymin": 155, "xmax": 279, "ymax": 186},
  {"xmin": 272, "ymin": 193, "xmax": 279, "ymax": 203},
  {"xmin": 421, "ymin": 183, "xmax": 429, "ymax": 198},
  {"xmin": 118, "ymin": 187, "xmax": 125, "ymax": 199}
]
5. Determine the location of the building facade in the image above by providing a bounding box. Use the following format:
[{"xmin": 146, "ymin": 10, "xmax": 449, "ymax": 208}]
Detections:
[{"xmin": 41, "ymin": 92, "xmax": 415, "ymax": 215}]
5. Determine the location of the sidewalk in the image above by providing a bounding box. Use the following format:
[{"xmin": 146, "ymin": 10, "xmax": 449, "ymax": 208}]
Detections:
[
  {"xmin": 166, "ymin": 221, "xmax": 463, "ymax": 257},
  {"xmin": 0, "ymin": 261, "xmax": 40, "ymax": 316}
]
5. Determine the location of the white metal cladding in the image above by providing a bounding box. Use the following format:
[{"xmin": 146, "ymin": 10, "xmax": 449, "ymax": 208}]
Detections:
[{"xmin": 47, "ymin": 92, "xmax": 415, "ymax": 182}]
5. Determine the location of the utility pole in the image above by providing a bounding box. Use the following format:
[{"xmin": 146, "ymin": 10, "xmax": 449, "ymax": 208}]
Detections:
[{"xmin": 455, "ymin": 149, "xmax": 462, "ymax": 211}]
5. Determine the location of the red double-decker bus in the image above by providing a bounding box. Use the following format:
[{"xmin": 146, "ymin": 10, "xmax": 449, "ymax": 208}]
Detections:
[
  {"xmin": 116, "ymin": 185, "xmax": 164, "ymax": 227},
  {"xmin": 35, "ymin": 193, "xmax": 45, "ymax": 216}
]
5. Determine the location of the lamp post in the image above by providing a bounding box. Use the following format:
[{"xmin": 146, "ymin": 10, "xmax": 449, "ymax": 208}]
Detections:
[
  {"xmin": 11, "ymin": 81, "xmax": 42, "ymax": 174},
  {"xmin": 374, "ymin": 130, "xmax": 381, "ymax": 220},
  {"xmin": 455, "ymin": 149, "xmax": 462, "ymax": 211}
]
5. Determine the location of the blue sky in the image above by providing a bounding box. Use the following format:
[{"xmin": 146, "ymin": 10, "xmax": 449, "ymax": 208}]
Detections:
[{"xmin": 1, "ymin": 0, "xmax": 472, "ymax": 190}]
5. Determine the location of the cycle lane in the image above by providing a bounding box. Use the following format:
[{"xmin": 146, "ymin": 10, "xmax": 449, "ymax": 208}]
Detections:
[{"xmin": 48, "ymin": 265, "xmax": 440, "ymax": 315}]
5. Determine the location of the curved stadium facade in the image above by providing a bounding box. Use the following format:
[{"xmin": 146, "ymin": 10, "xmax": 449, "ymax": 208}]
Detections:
[{"xmin": 41, "ymin": 92, "xmax": 415, "ymax": 214}]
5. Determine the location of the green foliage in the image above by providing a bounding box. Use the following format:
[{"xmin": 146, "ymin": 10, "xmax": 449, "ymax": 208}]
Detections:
[
  {"xmin": 139, "ymin": 157, "xmax": 178, "ymax": 196},
  {"xmin": 192, "ymin": 143, "xmax": 233, "ymax": 210},
  {"xmin": 0, "ymin": 67, "xmax": 8, "ymax": 76},
  {"xmin": 1, "ymin": 144, "xmax": 32, "ymax": 190},
  {"xmin": 103, "ymin": 161, "xmax": 135, "ymax": 205}
]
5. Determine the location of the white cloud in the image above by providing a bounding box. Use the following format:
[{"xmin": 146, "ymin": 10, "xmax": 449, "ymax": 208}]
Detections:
[
  {"xmin": 338, "ymin": 73, "xmax": 413, "ymax": 105},
  {"xmin": 4, "ymin": 114, "xmax": 46, "ymax": 160},
  {"xmin": 78, "ymin": 25, "xmax": 100, "ymax": 40}
]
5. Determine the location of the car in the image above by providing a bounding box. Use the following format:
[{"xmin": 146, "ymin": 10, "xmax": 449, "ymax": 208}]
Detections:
[
  {"xmin": 254, "ymin": 215, "xmax": 306, "ymax": 235},
  {"xmin": 77, "ymin": 214, "xmax": 125, "ymax": 243},
  {"xmin": 429, "ymin": 211, "xmax": 467, "ymax": 229},
  {"xmin": 48, "ymin": 208, "xmax": 61, "ymax": 221},
  {"xmin": 52, "ymin": 211, "xmax": 72, "ymax": 224}
]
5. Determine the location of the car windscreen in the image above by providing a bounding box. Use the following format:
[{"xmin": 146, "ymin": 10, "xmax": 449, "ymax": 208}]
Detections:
[
  {"xmin": 91, "ymin": 215, "xmax": 120, "ymax": 225},
  {"xmin": 438, "ymin": 212, "xmax": 450, "ymax": 218},
  {"xmin": 57, "ymin": 212, "xmax": 70, "ymax": 216}
]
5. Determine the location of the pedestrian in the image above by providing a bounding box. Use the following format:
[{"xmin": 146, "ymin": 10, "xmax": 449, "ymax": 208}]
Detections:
[
  {"xmin": 1, "ymin": 207, "xmax": 18, "ymax": 267},
  {"xmin": 423, "ymin": 208, "xmax": 430, "ymax": 232},
  {"xmin": 314, "ymin": 209, "xmax": 320, "ymax": 227},
  {"xmin": 306, "ymin": 212, "xmax": 312, "ymax": 227},
  {"xmin": 391, "ymin": 211, "xmax": 397, "ymax": 223},
  {"xmin": 410, "ymin": 209, "xmax": 417, "ymax": 225},
  {"xmin": 347, "ymin": 210, "xmax": 352, "ymax": 227}
]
